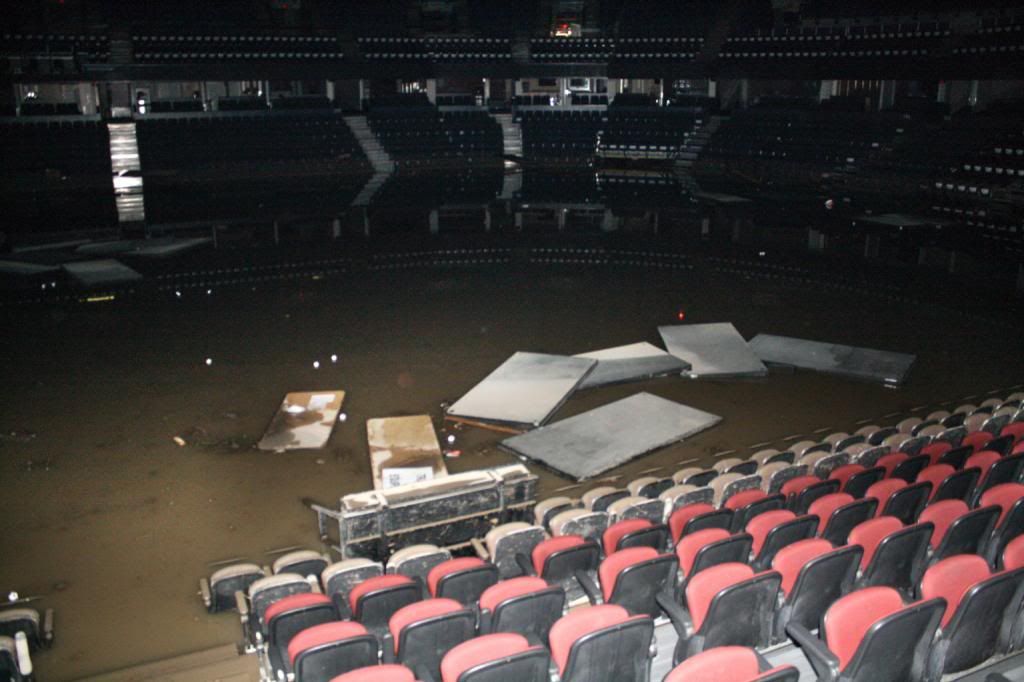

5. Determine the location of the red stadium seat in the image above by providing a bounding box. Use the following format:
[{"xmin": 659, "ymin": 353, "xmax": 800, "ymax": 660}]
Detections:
[
  {"xmin": 663, "ymin": 646, "xmax": 798, "ymax": 681},
  {"xmin": 426, "ymin": 557, "xmax": 498, "ymax": 605},
  {"xmin": 548, "ymin": 604, "xmax": 654, "ymax": 682},
  {"xmin": 287, "ymin": 621, "xmax": 378, "ymax": 682},
  {"xmin": 439, "ymin": 633, "xmax": 549, "ymax": 682}
]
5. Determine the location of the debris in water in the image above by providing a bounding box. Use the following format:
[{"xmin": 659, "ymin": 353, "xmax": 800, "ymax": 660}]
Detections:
[{"xmin": 173, "ymin": 436, "xmax": 186, "ymax": 447}]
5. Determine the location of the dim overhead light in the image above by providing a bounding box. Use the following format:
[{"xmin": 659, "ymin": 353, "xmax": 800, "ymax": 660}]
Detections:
[
  {"xmin": 205, "ymin": 358, "xmax": 213, "ymax": 366},
  {"xmin": 330, "ymin": 354, "xmax": 338, "ymax": 363},
  {"xmin": 313, "ymin": 361, "xmax": 320, "ymax": 369}
]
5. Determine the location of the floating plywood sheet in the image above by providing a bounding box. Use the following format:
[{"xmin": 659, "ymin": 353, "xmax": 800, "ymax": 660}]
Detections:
[
  {"xmin": 748, "ymin": 333, "xmax": 916, "ymax": 387},
  {"xmin": 367, "ymin": 415, "xmax": 448, "ymax": 490},
  {"xmin": 446, "ymin": 352, "xmax": 596, "ymax": 428},
  {"xmin": 0, "ymin": 260, "xmax": 62, "ymax": 276},
  {"xmin": 659, "ymin": 323, "xmax": 767, "ymax": 378},
  {"xmin": 258, "ymin": 390, "xmax": 345, "ymax": 452},
  {"xmin": 501, "ymin": 392, "xmax": 721, "ymax": 481},
  {"xmin": 76, "ymin": 237, "xmax": 210, "ymax": 258},
  {"xmin": 62, "ymin": 259, "xmax": 142, "ymax": 288},
  {"xmin": 574, "ymin": 342, "xmax": 689, "ymax": 389}
]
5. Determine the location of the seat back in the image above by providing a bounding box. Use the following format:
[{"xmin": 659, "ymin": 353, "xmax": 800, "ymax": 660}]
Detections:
[
  {"xmin": 879, "ymin": 482, "xmax": 930, "ymax": 525},
  {"xmin": 550, "ymin": 605, "xmax": 654, "ymax": 682},
  {"xmin": 288, "ymin": 621, "xmax": 379, "ymax": 682},
  {"xmin": 729, "ymin": 494, "xmax": 785, "ymax": 533},
  {"xmin": 787, "ymin": 479, "xmax": 840, "ymax": 515},
  {"xmin": 924, "ymin": 560, "xmax": 1024, "ymax": 677},
  {"xmin": 481, "ymin": 578, "xmax": 565, "ymax": 643},
  {"xmin": 937, "ymin": 445, "xmax": 971, "ymax": 469},
  {"xmin": 668, "ymin": 504, "xmax": 732, "ymax": 542},
  {"xmin": 550, "ymin": 509, "xmax": 610, "ymax": 544},
  {"xmin": 986, "ymin": 498, "xmax": 1024, "ymax": 567},
  {"xmin": 751, "ymin": 515, "xmax": 818, "ymax": 572},
  {"xmin": 601, "ymin": 549, "xmax": 678, "ymax": 618},
  {"xmin": 859, "ymin": 523, "xmax": 933, "ymax": 594},
  {"xmin": 891, "ymin": 454, "xmax": 929, "ymax": 483},
  {"xmin": 686, "ymin": 566, "xmax": 782, "ymax": 657},
  {"xmin": 387, "ymin": 544, "xmax": 453, "ymax": 582},
  {"xmin": 248, "ymin": 574, "xmax": 313, "ymax": 631},
  {"xmin": 821, "ymin": 498, "xmax": 878, "ymax": 546},
  {"xmin": 533, "ymin": 536, "xmax": 601, "ymax": 584},
  {"xmin": 686, "ymin": 533, "xmax": 754, "ymax": 581},
  {"xmin": 773, "ymin": 542, "xmax": 862, "ymax": 636},
  {"xmin": 824, "ymin": 587, "xmax": 944, "ymax": 682},
  {"xmin": 931, "ymin": 505, "xmax": 999, "ymax": 565},
  {"xmin": 428, "ymin": 558, "xmax": 499, "ymax": 605},
  {"xmin": 602, "ymin": 518, "xmax": 668, "ymax": 555},
  {"xmin": 273, "ymin": 550, "xmax": 329, "ymax": 579},
  {"xmin": 974, "ymin": 454, "xmax": 1024, "ymax": 503},
  {"xmin": 265, "ymin": 593, "xmax": 337, "ymax": 649},
  {"xmin": 207, "ymin": 563, "xmax": 266, "ymax": 613},
  {"xmin": 440, "ymin": 633, "xmax": 550, "ymax": 682},
  {"xmin": 844, "ymin": 467, "xmax": 885, "ymax": 499},
  {"xmin": 350, "ymin": 574, "xmax": 422, "ymax": 633},
  {"xmin": 663, "ymin": 646, "xmax": 799, "ymax": 682},
  {"xmin": 933, "ymin": 467, "xmax": 980, "ymax": 503},
  {"xmin": 485, "ymin": 523, "xmax": 546, "ymax": 579},
  {"xmin": 391, "ymin": 599, "xmax": 477, "ymax": 679},
  {"xmin": 322, "ymin": 559, "xmax": 384, "ymax": 604}
]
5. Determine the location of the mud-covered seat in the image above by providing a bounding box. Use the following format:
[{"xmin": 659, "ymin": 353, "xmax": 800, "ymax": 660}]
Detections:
[
  {"xmin": 770, "ymin": 539, "xmax": 862, "ymax": 642},
  {"xmin": 264, "ymin": 593, "xmax": 339, "ymax": 676},
  {"xmin": 439, "ymin": 632, "xmax": 549, "ymax": 682},
  {"xmin": 201, "ymin": 562, "xmax": 266, "ymax": 613},
  {"xmin": 849, "ymin": 518, "xmax": 932, "ymax": 596},
  {"xmin": 578, "ymin": 547, "xmax": 677, "ymax": 617},
  {"xmin": 387, "ymin": 545, "xmax": 453, "ymax": 583},
  {"xmin": 602, "ymin": 518, "xmax": 669, "ymax": 555},
  {"xmin": 287, "ymin": 621, "xmax": 379, "ymax": 682},
  {"xmin": 274, "ymin": 550, "xmax": 330, "ymax": 581},
  {"xmin": 322, "ymin": 559, "xmax": 384, "ymax": 612},
  {"xmin": 667, "ymin": 503, "xmax": 732, "ymax": 543},
  {"xmin": 0, "ymin": 607, "xmax": 52, "ymax": 652},
  {"xmin": 523, "ymin": 535, "xmax": 600, "ymax": 590},
  {"xmin": 348, "ymin": 574, "xmax": 422, "ymax": 635},
  {"xmin": 0, "ymin": 634, "xmax": 32, "ymax": 682},
  {"xmin": 482, "ymin": 523, "xmax": 545, "ymax": 579},
  {"xmin": 663, "ymin": 646, "xmax": 799, "ymax": 682},
  {"xmin": 477, "ymin": 576, "xmax": 564, "ymax": 644},
  {"xmin": 426, "ymin": 558, "xmax": 498, "ymax": 605},
  {"xmin": 383, "ymin": 598, "xmax": 476, "ymax": 682},
  {"xmin": 746, "ymin": 510, "xmax": 818, "ymax": 572},
  {"xmin": 919, "ymin": 500, "xmax": 998, "ymax": 566},
  {"xmin": 548, "ymin": 604, "xmax": 654, "ymax": 682}
]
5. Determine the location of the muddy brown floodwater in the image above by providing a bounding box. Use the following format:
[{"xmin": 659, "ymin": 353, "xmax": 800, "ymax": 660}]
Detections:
[{"xmin": 0, "ymin": 264, "xmax": 1020, "ymax": 680}]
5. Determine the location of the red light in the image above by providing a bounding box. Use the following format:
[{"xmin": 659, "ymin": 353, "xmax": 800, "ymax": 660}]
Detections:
[{"xmin": 677, "ymin": 310, "xmax": 686, "ymax": 321}]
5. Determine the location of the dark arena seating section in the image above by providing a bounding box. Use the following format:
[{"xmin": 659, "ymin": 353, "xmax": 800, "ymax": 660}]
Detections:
[
  {"xmin": 135, "ymin": 111, "xmax": 372, "ymax": 223},
  {"xmin": 132, "ymin": 33, "xmax": 345, "ymax": 62},
  {"xmin": 0, "ymin": 118, "xmax": 117, "ymax": 231}
]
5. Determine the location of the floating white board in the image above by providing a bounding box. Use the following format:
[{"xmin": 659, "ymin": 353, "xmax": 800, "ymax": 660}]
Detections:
[
  {"xmin": 367, "ymin": 415, "xmax": 448, "ymax": 490},
  {"xmin": 748, "ymin": 333, "xmax": 916, "ymax": 386},
  {"xmin": 574, "ymin": 342, "xmax": 690, "ymax": 389},
  {"xmin": 258, "ymin": 390, "xmax": 345, "ymax": 452},
  {"xmin": 502, "ymin": 392, "xmax": 721, "ymax": 481},
  {"xmin": 446, "ymin": 352, "xmax": 596, "ymax": 428},
  {"xmin": 658, "ymin": 323, "xmax": 767, "ymax": 378}
]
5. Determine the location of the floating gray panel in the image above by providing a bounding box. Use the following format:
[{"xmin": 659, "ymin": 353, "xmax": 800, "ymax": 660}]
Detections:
[
  {"xmin": 447, "ymin": 352, "xmax": 596, "ymax": 428},
  {"xmin": 748, "ymin": 334, "xmax": 915, "ymax": 386},
  {"xmin": 574, "ymin": 342, "xmax": 689, "ymax": 389},
  {"xmin": 658, "ymin": 323, "xmax": 767, "ymax": 378},
  {"xmin": 501, "ymin": 392, "xmax": 721, "ymax": 481},
  {"xmin": 62, "ymin": 259, "xmax": 142, "ymax": 287}
]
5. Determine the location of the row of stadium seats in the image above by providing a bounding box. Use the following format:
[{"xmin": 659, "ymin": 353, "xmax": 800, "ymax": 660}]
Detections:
[
  {"xmin": 197, "ymin": 391, "xmax": 1024, "ymax": 681},
  {"xmin": 358, "ymin": 37, "xmax": 511, "ymax": 62},
  {"xmin": 133, "ymin": 34, "xmax": 344, "ymax": 62},
  {"xmin": 0, "ymin": 32, "xmax": 109, "ymax": 62},
  {"xmin": 367, "ymin": 108, "xmax": 502, "ymax": 165}
]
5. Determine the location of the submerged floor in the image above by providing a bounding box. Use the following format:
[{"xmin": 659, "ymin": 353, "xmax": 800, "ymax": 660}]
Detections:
[{"xmin": 0, "ymin": 263, "xmax": 1022, "ymax": 680}]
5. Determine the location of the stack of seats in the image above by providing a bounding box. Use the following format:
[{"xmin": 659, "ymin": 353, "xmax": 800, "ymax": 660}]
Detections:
[
  {"xmin": 133, "ymin": 34, "xmax": 343, "ymax": 62},
  {"xmin": 136, "ymin": 112, "xmax": 372, "ymax": 222},
  {"xmin": 0, "ymin": 118, "xmax": 117, "ymax": 231}
]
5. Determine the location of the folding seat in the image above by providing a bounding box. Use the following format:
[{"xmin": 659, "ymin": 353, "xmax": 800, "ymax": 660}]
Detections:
[
  {"xmin": 963, "ymin": 430, "xmax": 995, "ymax": 452},
  {"xmin": 627, "ymin": 475, "xmax": 673, "ymax": 499},
  {"xmin": 770, "ymin": 538, "xmax": 861, "ymax": 640},
  {"xmin": 0, "ymin": 634, "xmax": 31, "ymax": 682},
  {"xmin": 782, "ymin": 476, "xmax": 839, "ymax": 514},
  {"xmin": 549, "ymin": 509, "xmax": 609, "ymax": 544},
  {"xmin": 936, "ymin": 444, "xmax": 971, "ymax": 469},
  {"xmin": 548, "ymin": 604, "xmax": 654, "ymax": 682},
  {"xmin": 916, "ymin": 464, "xmax": 957, "ymax": 496},
  {"xmin": 321, "ymin": 559, "xmax": 384, "ymax": 608},
  {"xmin": 875, "ymin": 451, "xmax": 908, "ymax": 477},
  {"xmin": 659, "ymin": 562, "xmax": 782, "ymax": 664},
  {"xmin": 919, "ymin": 440, "xmax": 953, "ymax": 465},
  {"xmin": 606, "ymin": 496, "xmax": 664, "ymax": 525},
  {"xmin": 850, "ymin": 517, "xmax": 932, "ymax": 595},
  {"xmin": 201, "ymin": 562, "xmax": 266, "ymax": 613},
  {"xmin": 244, "ymin": 574, "xmax": 314, "ymax": 643},
  {"xmin": 798, "ymin": 450, "xmax": 848, "ymax": 479},
  {"xmin": 387, "ymin": 545, "xmax": 452, "ymax": 582},
  {"xmin": 477, "ymin": 576, "xmax": 564, "ymax": 644},
  {"xmin": 786, "ymin": 586, "xmax": 944, "ymax": 682},
  {"xmin": 986, "ymin": 434, "xmax": 1017, "ymax": 456},
  {"xmin": 668, "ymin": 502, "xmax": 732, "ymax": 543},
  {"xmin": 809, "ymin": 493, "xmax": 878, "ymax": 546},
  {"xmin": 523, "ymin": 535, "xmax": 600, "ymax": 589},
  {"xmin": 892, "ymin": 454, "xmax": 931, "ymax": 483},
  {"xmin": 283, "ymin": 621, "xmax": 379, "ymax": 682},
  {"xmin": 709, "ymin": 473, "xmax": 761, "ymax": 506},
  {"xmin": 347, "ymin": 573, "xmax": 422, "ymax": 634},
  {"xmin": 534, "ymin": 496, "xmax": 575, "ymax": 529},
  {"xmin": 383, "ymin": 599, "xmax": 476, "ymax": 681},
  {"xmin": 843, "ymin": 467, "xmax": 885, "ymax": 499},
  {"xmin": 264, "ymin": 593, "xmax": 338, "ymax": 673},
  {"xmin": 830, "ymin": 463, "xmax": 865, "ymax": 490},
  {"xmin": 663, "ymin": 645, "xmax": 798, "ymax": 681},
  {"xmin": 876, "ymin": 481, "xmax": 930, "ymax": 525},
  {"xmin": 426, "ymin": 558, "xmax": 498, "ymax": 605},
  {"xmin": 0, "ymin": 607, "xmax": 52, "ymax": 652},
  {"xmin": 601, "ymin": 517, "xmax": 669, "ymax": 554},
  {"xmin": 920, "ymin": 555, "xmax": 1024, "ymax": 680},
  {"xmin": 578, "ymin": 546, "xmax": 677, "ymax": 617},
  {"xmin": 981, "ymin": 483, "xmax": 1024, "ymax": 565},
  {"xmin": 920, "ymin": 499, "xmax": 998, "ymax": 566},
  {"xmin": 440, "ymin": 633, "xmax": 549, "ymax": 682},
  {"xmin": 747, "ymin": 510, "xmax": 818, "ymax": 571},
  {"xmin": 751, "ymin": 448, "xmax": 793, "ymax": 466},
  {"xmin": 971, "ymin": 453, "xmax": 1024, "ymax": 504},
  {"xmin": 931, "ymin": 466, "xmax": 980, "ymax": 503},
  {"xmin": 726, "ymin": 491, "xmax": 784, "ymax": 532},
  {"xmin": 758, "ymin": 463, "xmax": 807, "ymax": 495},
  {"xmin": 676, "ymin": 528, "xmax": 753, "ymax": 591}
]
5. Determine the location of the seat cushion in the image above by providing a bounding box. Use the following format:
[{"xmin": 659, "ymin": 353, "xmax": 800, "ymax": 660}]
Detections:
[
  {"xmin": 288, "ymin": 620, "xmax": 368, "ymax": 664},
  {"xmin": 440, "ymin": 633, "xmax": 532, "ymax": 682}
]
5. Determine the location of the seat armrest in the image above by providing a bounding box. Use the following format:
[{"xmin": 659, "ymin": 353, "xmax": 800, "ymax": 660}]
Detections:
[
  {"xmin": 471, "ymin": 537, "xmax": 489, "ymax": 560},
  {"xmin": 42, "ymin": 608, "xmax": 54, "ymax": 646},
  {"xmin": 381, "ymin": 633, "xmax": 395, "ymax": 663},
  {"xmin": 575, "ymin": 569, "xmax": 602, "ymax": 605},
  {"xmin": 330, "ymin": 591, "xmax": 352, "ymax": 619},
  {"xmin": 515, "ymin": 552, "xmax": 537, "ymax": 577},
  {"xmin": 655, "ymin": 591, "xmax": 693, "ymax": 639},
  {"xmin": 15, "ymin": 632, "xmax": 32, "ymax": 676},
  {"xmin": 200, "ymin": 578, "xmax": 212, "ymax": 609},
  {"xmin": 786, "ymin": 622, "xmax": 840, "ymax": 682},
  {"xmin": 235, "ymin": 590, "xmax": 249, "ymax": 619}
]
